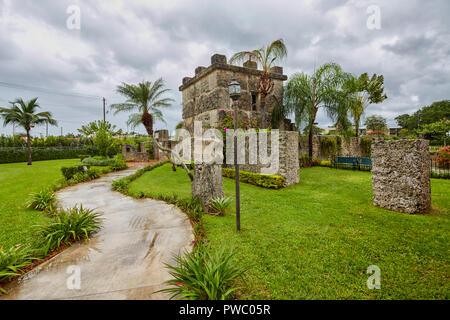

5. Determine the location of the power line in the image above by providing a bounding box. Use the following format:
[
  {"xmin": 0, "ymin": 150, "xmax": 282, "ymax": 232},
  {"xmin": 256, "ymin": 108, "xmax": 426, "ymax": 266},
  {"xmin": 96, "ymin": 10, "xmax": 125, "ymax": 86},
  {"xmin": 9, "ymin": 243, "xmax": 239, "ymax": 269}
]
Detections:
[{"xmin": 0, "ymin": 81, "xmax": 102, "ymax": 100}]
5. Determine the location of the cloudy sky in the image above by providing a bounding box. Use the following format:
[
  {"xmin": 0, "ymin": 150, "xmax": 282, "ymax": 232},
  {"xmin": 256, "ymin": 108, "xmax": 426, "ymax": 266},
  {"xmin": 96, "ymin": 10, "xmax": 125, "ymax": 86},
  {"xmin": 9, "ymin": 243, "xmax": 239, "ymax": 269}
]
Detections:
[{"xmin": 0, "ymin": 0, "xmax": 449, "ymax": 136}]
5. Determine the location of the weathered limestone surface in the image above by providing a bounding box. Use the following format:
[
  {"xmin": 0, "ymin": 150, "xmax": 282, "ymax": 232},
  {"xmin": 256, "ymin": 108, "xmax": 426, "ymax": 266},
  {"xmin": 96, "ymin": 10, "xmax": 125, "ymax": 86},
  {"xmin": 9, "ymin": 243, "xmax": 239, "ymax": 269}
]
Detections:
[
  {"xmin": 153, "ymin": 129, "xmax": 172, "ymax": 161},
  {"xmin": 223, "ymin": 131, "xmax": 299, "ymax": 186},
  {"xmin": 191, "ymin": 164, "xmax": 224, "ymax": 211},
  {"xmin": 371, "ymin": 139, "xmax": 431, "ymax": 214},
  {"xmin": 122, "ymin": 144, "xmax": 149, "ymax": 162},
  {"xmin": 299, "ymin": 136, "xmax": 369, "ymax": 159}
]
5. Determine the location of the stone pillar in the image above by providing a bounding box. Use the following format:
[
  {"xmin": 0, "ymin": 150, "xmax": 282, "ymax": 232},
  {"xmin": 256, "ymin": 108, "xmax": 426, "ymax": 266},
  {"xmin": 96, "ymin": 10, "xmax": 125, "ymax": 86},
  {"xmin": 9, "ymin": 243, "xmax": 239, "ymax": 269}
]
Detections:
[
  {"xmin": 191, "ymin": 164, "xmax": 224, "ymax": 212},
  {"xmin": 371, "ymin": 139, "xmax": 431, "ymax": 214},
  {"xmin": 279, "ymin": 131, "xmax": 300, "ymax": 186}
]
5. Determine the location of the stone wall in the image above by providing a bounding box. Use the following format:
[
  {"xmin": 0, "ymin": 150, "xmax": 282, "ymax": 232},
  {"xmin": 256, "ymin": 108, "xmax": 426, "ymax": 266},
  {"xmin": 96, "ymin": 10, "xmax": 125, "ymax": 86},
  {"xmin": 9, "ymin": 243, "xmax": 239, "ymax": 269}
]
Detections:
[
  {"xmin": 179, "ymin": 53, "xmax": 288, "ymax": 133},
  {"xmin": 224, "ymin": 131, "xmax": 299, "ymax": 186},
  {"xmin": 299, "ymin": 135, "xmax": 368, "ymax": 159},
  {"xmin": 121, "ymin": 144, "xmax": 149, "ymax": 162},
  {"xmin": 153, "ymin": 129, "xmax": 171, "ymax": 161},
  {"xmin": 371, "ymin": 139, "xmax": 431, "ymax": 214}
]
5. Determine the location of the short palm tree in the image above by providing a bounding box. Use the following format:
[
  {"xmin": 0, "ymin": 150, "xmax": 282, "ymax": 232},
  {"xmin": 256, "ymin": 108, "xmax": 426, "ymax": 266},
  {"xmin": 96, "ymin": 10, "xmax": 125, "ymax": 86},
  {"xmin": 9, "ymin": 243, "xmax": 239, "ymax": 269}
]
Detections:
[
  {"xmin": 110, "ymin": 79, "xmax": 174, "ymax": 136},
  {"xmin": 0, "ymin": 98, "xmax": 57, "ymax": 165},
  {"xmin": 285, "ymin": 63, "xmax": 347, "ymax": 158},
  {"xmin": 229, "ymin": 39, "xmax": 287, "ymax": 128}
]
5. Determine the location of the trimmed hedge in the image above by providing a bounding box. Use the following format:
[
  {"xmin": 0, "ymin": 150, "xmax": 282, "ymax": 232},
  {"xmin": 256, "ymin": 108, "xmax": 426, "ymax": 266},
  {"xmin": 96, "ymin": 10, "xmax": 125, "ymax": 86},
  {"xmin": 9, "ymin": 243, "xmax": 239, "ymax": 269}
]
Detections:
[
  {"xmin": 222, "ymin": 168, "xmax": 285, "ymax": 189},
  {"xmin": 61, "ymin": 165, "xmax": 90, "ymax": 180},
  {"xmin": 0, "ymin": 147, "xmax": 84, "ymax": 164},
  {"xmin": 112, "ymin": 161, "xmax": 168, "ymax": 193},
  {"xmin": 81, "ymin": 157, "xmax": 116, "ymax": 166}
]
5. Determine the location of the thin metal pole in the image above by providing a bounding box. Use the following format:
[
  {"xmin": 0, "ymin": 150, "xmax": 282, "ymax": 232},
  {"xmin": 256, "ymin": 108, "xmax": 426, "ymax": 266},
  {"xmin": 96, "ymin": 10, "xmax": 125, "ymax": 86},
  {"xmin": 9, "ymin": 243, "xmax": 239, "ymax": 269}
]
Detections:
[{"xmin": 233, "ymin": 98, "xmax": 241, "ymax": 232}]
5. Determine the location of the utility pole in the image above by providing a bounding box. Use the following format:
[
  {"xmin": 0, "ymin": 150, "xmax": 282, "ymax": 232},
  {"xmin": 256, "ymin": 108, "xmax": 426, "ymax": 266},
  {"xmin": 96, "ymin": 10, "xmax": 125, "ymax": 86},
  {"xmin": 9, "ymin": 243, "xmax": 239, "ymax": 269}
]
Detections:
[
  {"xmin": 12, "ymin": 122, "xmax": 15, "ymax": 136},
  {"xmin": 61, "ymin": 126, "xmax": 63, "ymax": 137},
  {"xmin": 46, "ymin": 122, "xmax": 48, "ymax": 137},
  {"xmin": 103, "ymin": 97, "xmax": 106, "ymax": 122}
]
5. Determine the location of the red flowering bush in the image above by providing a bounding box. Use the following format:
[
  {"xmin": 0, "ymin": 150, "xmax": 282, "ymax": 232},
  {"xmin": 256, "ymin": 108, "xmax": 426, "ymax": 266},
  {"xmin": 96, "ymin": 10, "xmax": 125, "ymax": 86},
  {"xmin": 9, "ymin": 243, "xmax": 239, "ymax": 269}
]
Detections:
[
  {"xmin": 436, "ymin": 146, "xmax": 450, "ymax": 168},
  {"xmin": 367, "ymin": 130, "xmax": 385, "ymax": 136}
]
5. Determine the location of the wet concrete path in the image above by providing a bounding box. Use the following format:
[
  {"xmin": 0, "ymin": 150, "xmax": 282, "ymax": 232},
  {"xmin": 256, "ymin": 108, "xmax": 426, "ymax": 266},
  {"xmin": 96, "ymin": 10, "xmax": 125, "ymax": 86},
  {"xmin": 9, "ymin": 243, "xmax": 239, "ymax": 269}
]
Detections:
[{"xmin": 1, "ymin": 166, "xmax": 193, "ymax": 300}]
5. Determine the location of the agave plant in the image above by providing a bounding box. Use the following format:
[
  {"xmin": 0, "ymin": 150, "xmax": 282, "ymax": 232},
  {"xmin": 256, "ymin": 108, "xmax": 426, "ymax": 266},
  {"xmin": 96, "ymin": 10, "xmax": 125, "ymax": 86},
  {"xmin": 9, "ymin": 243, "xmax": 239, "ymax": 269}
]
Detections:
[
  {"xmin": 209, "ymin": 197, "xmax": 232, "ymax": 216},
  {"xmin": 36, "ymin": 205, "xmax": 102, "ymax": 255},
  {"xmin": 159, "ymin": 246, "xmax": 246, "ymax": 300},
  {"xmin": 27, "ymin": 188, "xmax": 57, "ymax": 212}
]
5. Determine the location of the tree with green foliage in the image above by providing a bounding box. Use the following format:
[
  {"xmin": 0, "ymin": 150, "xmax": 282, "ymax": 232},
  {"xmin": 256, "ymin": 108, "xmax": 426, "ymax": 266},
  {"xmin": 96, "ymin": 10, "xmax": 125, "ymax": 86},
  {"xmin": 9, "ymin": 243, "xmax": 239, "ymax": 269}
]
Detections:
[
  {"xmin": 229, "ymin": 39, "xmax": 287, "ymax": 128},
  {"xmin": 284, "ymin": 62, "xmax": 348, "ymax": 158},
  {"xmin": 78, "ymin": 120, "xmax": 121, "ymax": 137},
  {"xmin": 111, "ymin": 79, "xmax": 174, "ymax": 136},
  {"xmin": 343, "ymin": 73, "xmax": 387, "ymax": 137},
  {"xmin": 395, "ymin": 100, "xmax": 450, "ymax": 131},
  {"xmin": 0, "ymin": 98, "xmax": 57, "ymax": 165},
  {"xmin": 420, "ymin": 118, "xmax": 450, "ymax": 145},
  {"xmin": 364, "ymin": 115, "xmax": 387, "ymax": 133}
]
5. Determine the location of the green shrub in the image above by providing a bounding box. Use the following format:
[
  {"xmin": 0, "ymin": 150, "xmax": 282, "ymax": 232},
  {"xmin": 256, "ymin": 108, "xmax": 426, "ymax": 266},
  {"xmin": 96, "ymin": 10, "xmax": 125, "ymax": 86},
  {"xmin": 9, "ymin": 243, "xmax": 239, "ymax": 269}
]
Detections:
[
  {"xmin": 78, "ymin": 154, "xmax": 90, "ymax": 161},
  {"xmin": 36, "ymin": 205, "xmax": 102, "ymax": 255},
  {"xmin": 209, "ymin": 197, "xmax": 232, "ymax": 216},
  {"xmin": 26, "ymin": 188, "xmax": 57, "ymax": 212},
  {"xmin": 112, "ymin": 161, "xmax": 168, "ymax": 192},
  {"xmin": 0, "ymin": 245, "xmax": 35, "ymax": 287},
  {"xmin": 430, "ymin": 171, "xmax": 450, "ymax": 179},
  {"xmin": 110, "ymin": 160, "xmax": 127, "ymax": 171},
  {"xmin": 320, "ymin": 137, "xmax": 337, "ymax": 159},
  {"xmin": 222, "ymin": 168, "xmax": 285, "ymax": 189},
  {"xmin": 320, "ymin": 160, "xmax": 332, "ymax": 167},
  {"xmin": 61, "ymin": 165, "xmax": 89, "ymax": 180},
  {"xmin": 298, "ymin": 154, "xmax": 312, "ymax": 168},
  {"xmin": 82, "ymin": 157, "xmax": 115, "ymax": 166},
  {"xmin": 159, "ymin": 246, "xmax": 246, "ymax": 300},
  {"xmin": 360, "ymin": 137, "xmax": 372, "ymax": 157},
  {"xmin": 112, "ymin": 178, "xmax": 129, "ymax": 192},
  {"xmin": 0, "ymin": 147, "xmax": 84, "ymax": 164}
]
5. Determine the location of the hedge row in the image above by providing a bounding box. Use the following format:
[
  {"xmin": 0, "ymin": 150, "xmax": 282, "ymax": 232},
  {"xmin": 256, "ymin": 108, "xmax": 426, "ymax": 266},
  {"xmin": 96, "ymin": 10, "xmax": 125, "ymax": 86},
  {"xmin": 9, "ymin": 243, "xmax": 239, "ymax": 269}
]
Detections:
[
  {"xmin": 0, "ymin": 147, "xmax": 85, "ymax": 164},
  {"xmin": 222, "ymin": 168, "xmax": 285, "ymax": 189},
  {"xmin": 112, "ymin": 161, "xmax": 168, "ymax": 193}
]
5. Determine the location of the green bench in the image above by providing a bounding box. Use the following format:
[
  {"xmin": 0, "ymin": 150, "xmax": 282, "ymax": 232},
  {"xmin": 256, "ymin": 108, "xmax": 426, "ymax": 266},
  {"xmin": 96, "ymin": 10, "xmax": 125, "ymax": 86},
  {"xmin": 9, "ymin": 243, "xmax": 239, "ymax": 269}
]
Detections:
[
  {"xmin": 333, "ymin": 157, "xmax": 372, "ymax": 170},
  {"xmin": 359, "ymin": 157, "xmax": 372, "ymax": 170}
]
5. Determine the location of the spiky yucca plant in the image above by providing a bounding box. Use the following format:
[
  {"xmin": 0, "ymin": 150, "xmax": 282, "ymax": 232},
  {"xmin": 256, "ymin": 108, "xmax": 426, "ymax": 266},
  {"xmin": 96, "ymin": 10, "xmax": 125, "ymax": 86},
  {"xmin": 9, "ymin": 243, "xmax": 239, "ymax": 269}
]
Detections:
[
  {"xmin": 36, "ymin": 205, "xmax": 102, "ymax": 255},
  {"xmin": 27, "ymin": 188, "xmax": 57, "ymax": 212},
  {"xmin": 159, "ymin": 246, "xmax": 246, "ymax": 300},
  {"xmin": 209, "ymin": 197, "xmax": 232, "ymax": 216}
]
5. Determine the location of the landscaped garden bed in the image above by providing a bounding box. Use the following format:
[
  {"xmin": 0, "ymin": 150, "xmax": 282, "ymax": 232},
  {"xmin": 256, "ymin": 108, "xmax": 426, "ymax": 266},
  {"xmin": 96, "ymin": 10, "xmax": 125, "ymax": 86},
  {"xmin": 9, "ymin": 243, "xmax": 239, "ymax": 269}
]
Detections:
[{"xmin": 125, "ymin": 163, "xmax": 450, "ymax": 299}]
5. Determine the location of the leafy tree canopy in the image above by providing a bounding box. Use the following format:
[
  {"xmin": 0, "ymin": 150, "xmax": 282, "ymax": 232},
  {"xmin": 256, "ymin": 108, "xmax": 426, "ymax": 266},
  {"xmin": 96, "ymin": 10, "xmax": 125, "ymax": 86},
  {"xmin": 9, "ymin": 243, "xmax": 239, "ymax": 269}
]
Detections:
[{"xmin": 395, "ymin": 100, "xmax": 450, "ymax": 131}]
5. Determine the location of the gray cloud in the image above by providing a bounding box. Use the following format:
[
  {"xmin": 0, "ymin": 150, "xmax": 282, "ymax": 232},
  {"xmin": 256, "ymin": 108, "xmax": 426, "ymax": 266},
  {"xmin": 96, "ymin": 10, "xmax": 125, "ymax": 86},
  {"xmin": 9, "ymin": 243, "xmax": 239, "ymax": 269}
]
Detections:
[{"xmin": 0, "ymin": 0, "xmax": 449, "ymax": 136}]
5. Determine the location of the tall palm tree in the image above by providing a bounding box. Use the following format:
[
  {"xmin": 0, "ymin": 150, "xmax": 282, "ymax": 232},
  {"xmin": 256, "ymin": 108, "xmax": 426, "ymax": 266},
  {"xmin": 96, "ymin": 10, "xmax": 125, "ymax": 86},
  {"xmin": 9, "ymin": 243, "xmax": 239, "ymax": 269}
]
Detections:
[
  {"xmin": 110, "ymin": 79, "xmax": 174, "ymax": 136},
  {"xmin": 344, "ymin": 73, "xmax": 387, "ymax": 137},
  {"xmin": 284, "ymin": 63, "xmax": 347, "ymax": 158},
  {"xmin": 229, "ymin": 39, "xmax": 287, "ymax": 128},
  {"xmin": 0, "ymin": 98, "xmax": 57, "ymax": 165}
]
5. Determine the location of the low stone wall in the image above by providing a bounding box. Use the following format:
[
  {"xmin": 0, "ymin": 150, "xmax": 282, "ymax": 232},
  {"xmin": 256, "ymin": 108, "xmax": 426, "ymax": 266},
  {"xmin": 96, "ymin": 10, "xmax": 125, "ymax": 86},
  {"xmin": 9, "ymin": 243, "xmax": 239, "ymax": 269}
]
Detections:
[
  {"xmin": 224, "ymin": 131, "xmax": 299, "ymax": 186},
  {"xmin": 371, "ymin": 139, "xmax": 431, "ymax": 214},
  {"xmin": 298, "ymin": 135, "xmax": 370, "ymax": 159},
  {"xmin": 122, "ymin": 144, "xmax": 149, "ymax": 162}
]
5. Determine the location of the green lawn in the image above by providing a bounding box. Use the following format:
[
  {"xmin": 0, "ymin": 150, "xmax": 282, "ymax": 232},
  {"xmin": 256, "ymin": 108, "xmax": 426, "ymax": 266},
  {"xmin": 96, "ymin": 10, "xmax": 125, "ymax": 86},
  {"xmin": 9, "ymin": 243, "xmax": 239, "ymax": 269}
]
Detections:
[
  {"xmin": 0, "ymin": 159, "xmax": 78, "ymax": 249},
  {"xmin": 129, "ymin": 164, "xmax": 450, "ymax": 299}
]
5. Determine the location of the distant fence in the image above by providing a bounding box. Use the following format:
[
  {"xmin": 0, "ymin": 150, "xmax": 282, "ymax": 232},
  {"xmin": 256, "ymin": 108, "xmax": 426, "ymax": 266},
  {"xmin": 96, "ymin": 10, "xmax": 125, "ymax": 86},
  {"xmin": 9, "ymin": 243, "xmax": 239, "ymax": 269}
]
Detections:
[{"xmin": 430, "ymin": 159, "xmax": 450, "ymax": 179}]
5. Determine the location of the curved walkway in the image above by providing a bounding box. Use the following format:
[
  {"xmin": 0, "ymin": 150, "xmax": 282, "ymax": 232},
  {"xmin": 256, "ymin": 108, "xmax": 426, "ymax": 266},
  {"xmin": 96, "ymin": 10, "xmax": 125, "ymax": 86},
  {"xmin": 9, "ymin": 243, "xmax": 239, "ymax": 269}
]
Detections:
[{"xmin": 1, "ymin": 166, "xmax": 193, "ymax": 300}]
